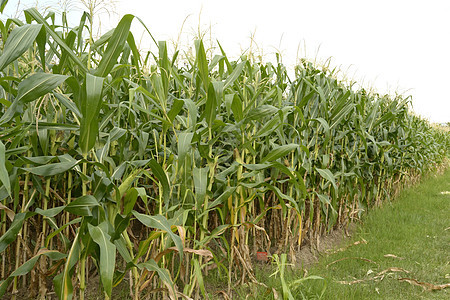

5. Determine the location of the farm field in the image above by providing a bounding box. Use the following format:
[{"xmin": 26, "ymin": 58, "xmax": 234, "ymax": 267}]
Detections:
[
  {"xmin": 305, "ymin": 166, "xmax": 450, "ymax": 300},
  {"xmin": 224, "ymin": 165, "xmax": 450, "ymax": 299},
  {"xmin": 0, "ymin": 4, "xmax": 449, "ymax": 300}
]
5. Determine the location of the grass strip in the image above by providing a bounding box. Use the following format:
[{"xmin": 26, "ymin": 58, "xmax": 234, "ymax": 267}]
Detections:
[
  {"xmin": 304, "ymin": 167, "xmax": 450, "ymax": 299},
  {"xmin": 223, "ymin": 167, "xmax": 450, "ymax": 299}
]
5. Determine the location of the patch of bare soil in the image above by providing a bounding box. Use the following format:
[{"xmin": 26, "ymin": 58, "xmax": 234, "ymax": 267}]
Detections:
[{"xmin": 294, "ymin": 223, "xmax": 357, "ymax": 268}]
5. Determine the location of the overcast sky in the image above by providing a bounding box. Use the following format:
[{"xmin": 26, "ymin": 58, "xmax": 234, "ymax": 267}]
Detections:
[{"xmin": 3, "ymin": 0, "xmax": 450, "ymax": 123}]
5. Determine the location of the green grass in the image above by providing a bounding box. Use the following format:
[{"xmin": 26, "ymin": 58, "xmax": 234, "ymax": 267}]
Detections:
[
  {"xmin": 303, "ymin": 168, "xmax": 450, "ymax": 299},
  {"xmin": 219, "ymin": 167, "xmax": 450, "ymax": 299}
]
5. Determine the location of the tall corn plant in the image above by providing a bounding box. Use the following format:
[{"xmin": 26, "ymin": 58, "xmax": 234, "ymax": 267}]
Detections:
[{"xmin": 0, "ymin": 5, "xmax": 449, "ymax": 300}]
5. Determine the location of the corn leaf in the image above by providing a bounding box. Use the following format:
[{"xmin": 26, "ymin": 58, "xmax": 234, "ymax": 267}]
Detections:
[
  {"xmin": 88, "ymin": 224, "xmax": 116, "ymax": 298},
  {"xmin": 261, "ymin": 144, "xmax": 298, "ymax": 163},
  {"xmin": 0, "ymin": 141, "xmax": 10, "ymax": 196},
  {"xmin": 0, "ymin": 24, "xmax": 42, "ymax": 70},
  {"xmin": 24, "ymin": 8, "xmax": 88, "ymax": 73},
  {"xmin": 138, "ymin": 259, "xmax": 177, "ymax": 299},
  {"xmin": 95, "ymin": 14, "xmax": 134, "ymax": 77},
  {"xmin": 132, "ymin": 211, "xmax": 183, "ymax": 259},
  {"xmin": 15, "ymin": 73, "xmax": 68, "ymax": 104},
  {"xmin": 65, "ymin": 195, "xmax": 99, "ymax": 216},
  {"xmin": 79, "ymin": 73, "xmax": 104, "ymax": 155}
]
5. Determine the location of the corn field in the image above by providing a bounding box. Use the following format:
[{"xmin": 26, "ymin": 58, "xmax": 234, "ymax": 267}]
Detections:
[{"xmin": 0, "ymin": 7, "xmax": 449, "ymax": 300}]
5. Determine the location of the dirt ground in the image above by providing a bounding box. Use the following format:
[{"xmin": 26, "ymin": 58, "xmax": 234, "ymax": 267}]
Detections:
[{"xmin": 294, "ymin": 223, "xmax": 357, "ymax": 268}]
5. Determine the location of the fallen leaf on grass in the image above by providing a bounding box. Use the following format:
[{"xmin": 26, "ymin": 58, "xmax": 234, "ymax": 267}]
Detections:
[
  {"xmin": 336, "ymin": 267, "xmax": 410, "ymax": 285},
  {"xmin": 272, "ymin": 288, "xmax": 280, "ymax": 300},
  {"xmin": 217, "ymin": 291, "xmax": 232, "ymax": 300},
  {"xmin": 327, "ymin": 257, "xmax": 379, "ymax": 268},
  {"xmin": 326, "ymin": 239, "xmax": 367, "ymax": 254},
  {"xmin": 384, "ymin": 254, "xmax": 405, "ymax": 260},
  {"xmin": 336, "ymin": 278, "xmax": 375, "ymax": 285},
  {"xmin": 398, "ymin": 278, "xmax": 450, "ymax": 291},
  {"xmin": 377, "ymin": 267, "xmax": 410, "ymax": 276}
]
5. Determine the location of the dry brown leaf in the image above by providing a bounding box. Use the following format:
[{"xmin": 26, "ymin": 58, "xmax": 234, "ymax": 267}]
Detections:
[
  {"xmin": 176, "ymin": 292, "xmax": 194, "ymax": 300},
  {"xmin": 175, "ymin": 225, "xmax": 186, "ymax": 247},
  {"xmin": 336, "ymin": 268, "xmax": 410, "ymax": 286},
  {"xmin": 154, "ymin": 247, "xmax": 213, "ymax": 263},
  {"xmin": 272, "ymin": 287, "xmax": 280, "ymax": 299},
  {"xmin": 169, "ymin": 247, "xmax": 213, "ymax": 259},
  {"xmin": 398, "ymin": 278, "xmax": 450, "ymax": 291},
  {"xmin": 216, "ymin": 291, "xmax": 231, "ymax": 300},
  {"xmin": 234, "ymin": 245, "xmax": 258, "ymax": 284},
  {"xmin": 326, "ymin": 239, "xmax": 368, "ymax": 254},
  {"xmin": 384, "ymin": 254, "xmax": 405, "ymax": 260},
  {"xmin": 377, "ymin": 267, "xmax": 410, "ymax": 276},
  {"xmin": 336, "ymin": 278, "xmax": 375, "ymax": 285},
  {"xmin": 327, "ymin": 257, "xmax": 379, "ymax": 268},
  {"xmin": 0, "ymin": 202, "xmax": 14, "ymax": 221}
]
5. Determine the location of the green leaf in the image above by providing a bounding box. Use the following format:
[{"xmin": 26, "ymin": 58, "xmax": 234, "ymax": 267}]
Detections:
[
  {"xmin": 0, "ymin": 279, "xmax": 13, "ymax": 297},
  {"xmin": 199, "ymin": 224, "xmax": 230, "ymax": 246},
  {"xmin": 79, "ymin": 73, "xmax": 104, "ymax": 155},
  {"xmin": 167, "ymin": 98, "xmax": 184, "ymax": 123},
  {"xmin": 22, "ymin": 160, "xmax": 80, "ymax": 177},
  {"xmin": 88, "ymin": 224, "xmax": 116, "ymax": 298},
  {"xmin": 45, "ymin": 217, "xmax": 81, "ymax": 248},
  {"xmin": 193, "ymin": 259, "xmax": 207, "ymax": 298},
  {"xmin": 35, "ymin": 25, "xmax": 46, "ymax": 69},
  {"xmin": 195, "ymin": 39, "xmax": 209, "ymax": 90},
  {"xmin": 10, "ymin": 249, "xmax": 66, "ymax": 277},
  {"xmin": 138, "ymin": 259, "xmax": 177, "ymax": 299},
  {"xmin": 224, "ymin": 61, "xmax": 244, "ymax": 89},
  {"xmin": 204, "ymin": 82, "xmax": 220, "ymax": 128},
  {"xmin": 0, "ymin": 249, "xmax": 66, "ymax": 298},
  {"xmin": 35, "ymin": 206, "xmax": 65, "ymax": 217},
  {"xmin": 0, "ymin": 141, "xmax": 11, "ymax": 196},
  {"xmin": 132, "ymin": 212, "xmax": 183, "ymax": 260},
  {"xmin": 0, "ymin": 100, "xmax": 21, "ymax": 126},
  {"xmin": 0, "ymin": 212, "xmax": 28, "ymax": 253},
  {"xmin": 148, "ymin": 159, "xmax": 170, "ymax": 206},
  {"xmin": 231, "ymin": 94, "xmax": 243, "ymax": 122},
  {"xmin": 114, "ymin": 237, "xmax": 133, "ymax": 263},
  {"xmin": 311, "ymin": 117, "xmax": 331, "ymax": 145},
  {"xmin": 65, "ymin": 195, "xmax": 99, "ymax": 216},
  {"xmin": 198, "ymin": 187, "xmax": 236, "ymax": 218},
  {"xmin": 261, "ymin": 144, "xmax": 298, "ymax": 163},
  {"xmin": 0, "ymin": 24, "xmax": 42, "ymax": 70},
  {"xmin": 15, "ymin": 73, "xmax": 68, "ymax": 104},
  {"xmin": 245, "ymin": 105, "xmax": 278, "ymax": 122},
  {"xmin": 123, "ymin": 188, "xmax": 146, "ymax": 216},
  {"xmin": 177, "ymin": 132, "xmax": 193, "ymax": 165},
  {"xmin": 0, "ymin": 0, "xmax": 9, "ymax": 13},
  {"xmin": 112, "ymin": 214, "xmax": 130, "ymax": 241},
  {"xmin": 315, "ymin": 168, "xmax": 338, "ymax": 192},
  {"xmin": 24, "ymin": 8, "xmax": 88, "ymax": 73},
  {"xmin": 95, "ymin": 14, "xmax": 134, "ymax": 77},
  {"xmin": 193, "ymin": 167, "xmax": 208, "ymax": 210},
  {"xmin": 54, "ymin": 228, "xmax": 81, "ymax": 300},
  {"xmin": 255, "ymin": 115, "xmax": 281, "ymax": 138},
  {"xmin": 53, "ymin": 92, "xmax": 82, "ymax": 118}
]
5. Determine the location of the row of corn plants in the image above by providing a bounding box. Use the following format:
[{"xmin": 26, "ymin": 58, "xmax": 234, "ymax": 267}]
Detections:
[{"xmin": 0, "ymin": 6, "xmax": 449, "ymax": 299}]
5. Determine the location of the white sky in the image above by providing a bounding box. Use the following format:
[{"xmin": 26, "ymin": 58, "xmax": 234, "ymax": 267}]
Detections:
[{"xmin": 3, "ymin": 0, "xmax": 450, "ymax": 123}]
